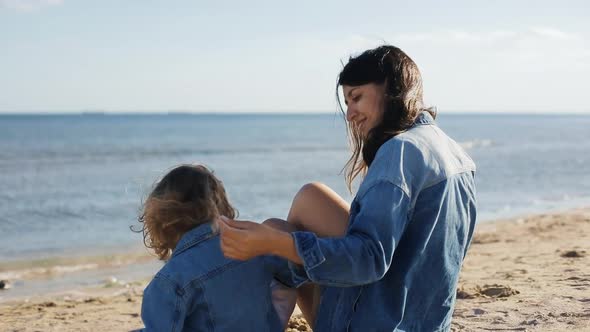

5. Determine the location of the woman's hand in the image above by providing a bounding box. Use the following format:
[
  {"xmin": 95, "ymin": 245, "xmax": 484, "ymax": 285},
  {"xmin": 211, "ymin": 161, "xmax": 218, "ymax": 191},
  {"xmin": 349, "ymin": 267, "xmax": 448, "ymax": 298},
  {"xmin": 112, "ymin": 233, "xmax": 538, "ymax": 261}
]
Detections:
[
  {"xmin": 218, "ymin": 216, "xmax": 303, "ymax": 264},
  {"xmin": 218, "ymin": 216, "xmax": 280, "ymax": 260}
]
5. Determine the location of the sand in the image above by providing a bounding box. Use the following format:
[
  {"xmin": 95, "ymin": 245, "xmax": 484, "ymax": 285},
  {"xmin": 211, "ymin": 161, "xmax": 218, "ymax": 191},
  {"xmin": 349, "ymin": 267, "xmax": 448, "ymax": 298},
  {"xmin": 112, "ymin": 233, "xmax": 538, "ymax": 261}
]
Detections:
[
  {"xmin": 451, "ymin": 208, "xmax": 590, "ymax": 331},
  {"xmin": 1, "ymin": 208, "xmax": 589, "ymax": 331}
]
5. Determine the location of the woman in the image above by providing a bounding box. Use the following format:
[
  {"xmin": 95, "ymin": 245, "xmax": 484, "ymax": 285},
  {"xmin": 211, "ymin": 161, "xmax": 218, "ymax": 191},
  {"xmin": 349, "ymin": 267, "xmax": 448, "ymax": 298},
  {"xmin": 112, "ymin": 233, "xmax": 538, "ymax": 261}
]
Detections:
[{"xmin": 218, "ymin": 45, "xmax": 477, "ymax": 331}]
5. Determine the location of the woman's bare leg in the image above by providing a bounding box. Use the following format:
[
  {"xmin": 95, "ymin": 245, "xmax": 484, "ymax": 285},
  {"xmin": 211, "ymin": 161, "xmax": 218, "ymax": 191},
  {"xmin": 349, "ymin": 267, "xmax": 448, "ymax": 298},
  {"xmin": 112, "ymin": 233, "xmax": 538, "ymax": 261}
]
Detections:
[
  {"xmin": 286, "ymin": 182, "xmax": 350, "ymax": 327},
  {"xmin": 262, "ymin": 218, "xmax": 299, "ymax": 329}
]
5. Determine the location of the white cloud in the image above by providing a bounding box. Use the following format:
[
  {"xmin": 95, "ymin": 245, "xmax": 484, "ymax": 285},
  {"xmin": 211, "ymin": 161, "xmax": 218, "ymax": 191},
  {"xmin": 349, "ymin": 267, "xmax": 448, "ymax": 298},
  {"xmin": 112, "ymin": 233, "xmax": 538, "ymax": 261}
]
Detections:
[
  {"xmin": 393, "ymin": 27, "xmax": 581, "ymax": 45},
  {"xmin": 384, "ymin": 27, "xmax": 590, "ymax": 70},
  {"xmin": 0, "ymin": 0, "xmax": 63, "ymax": 12},
  {"xmin": 529, "ymin": 27, "xmax": 580, "ymax": 41}
]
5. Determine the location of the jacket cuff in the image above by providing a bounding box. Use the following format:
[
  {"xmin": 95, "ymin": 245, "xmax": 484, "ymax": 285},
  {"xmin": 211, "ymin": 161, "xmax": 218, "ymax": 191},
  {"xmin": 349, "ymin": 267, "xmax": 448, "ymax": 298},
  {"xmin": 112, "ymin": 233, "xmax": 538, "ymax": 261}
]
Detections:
[
  {"xmin": 266, "ymin": 255, "xmax": 306, "ymax": 288},
  {"xmin": 291, "ymin": 231, "xmax": 326, "ymax": 272},
  {"xmin": 286, "ymin": 261, "xmax": 309, "ymax": 287}
]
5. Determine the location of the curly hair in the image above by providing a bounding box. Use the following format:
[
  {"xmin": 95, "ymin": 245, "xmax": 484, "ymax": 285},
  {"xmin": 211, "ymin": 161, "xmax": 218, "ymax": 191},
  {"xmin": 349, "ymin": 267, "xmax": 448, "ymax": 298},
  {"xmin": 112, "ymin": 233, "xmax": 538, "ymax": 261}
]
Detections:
[
  {"xmin": 135, "ymin": 164, "xmax": 237, "ymax": 260},
  {"xmin": 336, "ymin": 45, "xmax": 436, "ymax": 192}
]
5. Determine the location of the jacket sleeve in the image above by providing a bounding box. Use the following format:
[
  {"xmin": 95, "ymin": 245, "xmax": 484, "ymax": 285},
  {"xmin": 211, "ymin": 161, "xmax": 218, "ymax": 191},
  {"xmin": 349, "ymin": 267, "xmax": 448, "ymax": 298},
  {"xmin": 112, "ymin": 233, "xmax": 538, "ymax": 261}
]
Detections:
[
  {"xmin": 141, "ymin": 274, "xmax": 187, "ymax": 332},
  {"xmin": 289, "ymin": 181, "xmax": 411, "ymax": 287}
]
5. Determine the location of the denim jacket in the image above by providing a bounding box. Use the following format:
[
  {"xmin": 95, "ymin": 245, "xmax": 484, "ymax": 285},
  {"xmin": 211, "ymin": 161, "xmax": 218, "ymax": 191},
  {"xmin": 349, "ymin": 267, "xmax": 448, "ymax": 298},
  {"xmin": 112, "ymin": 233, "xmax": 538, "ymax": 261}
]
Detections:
[
  {"xmin": 141, "ymin": 223, "xmax": 288, "ymax": 332},
  {"xmin": 290, "ymin": 112, "xmax": 477, "ymax": 331}
]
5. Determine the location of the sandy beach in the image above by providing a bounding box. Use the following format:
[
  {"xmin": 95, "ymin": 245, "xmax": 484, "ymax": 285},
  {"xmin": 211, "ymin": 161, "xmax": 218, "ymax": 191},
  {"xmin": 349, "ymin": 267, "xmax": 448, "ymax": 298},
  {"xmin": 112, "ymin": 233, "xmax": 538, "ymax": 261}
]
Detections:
[{"xmin": 1, "ymin": 208, "xmax": 589, "ymax": 331}]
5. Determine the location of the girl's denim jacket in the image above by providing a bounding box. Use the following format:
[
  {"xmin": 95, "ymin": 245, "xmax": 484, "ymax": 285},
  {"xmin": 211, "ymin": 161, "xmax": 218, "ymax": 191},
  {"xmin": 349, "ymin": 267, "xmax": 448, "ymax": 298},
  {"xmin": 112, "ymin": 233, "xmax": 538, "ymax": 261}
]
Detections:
[{"xmin": 140, "ymin": 223, "xmax": 291, "ymax": 332}]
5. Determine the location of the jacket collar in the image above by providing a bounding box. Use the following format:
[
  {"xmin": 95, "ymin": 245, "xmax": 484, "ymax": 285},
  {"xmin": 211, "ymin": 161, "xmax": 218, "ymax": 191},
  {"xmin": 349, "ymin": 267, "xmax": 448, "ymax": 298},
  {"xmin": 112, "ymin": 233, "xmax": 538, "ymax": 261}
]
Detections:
[
  {"xmin": 172, "ymin": 221, "xmax": 217, "ymax": 257},
  {"xmin": 414, "ymin": 111, "xmax": 436, "ymax": 126}
]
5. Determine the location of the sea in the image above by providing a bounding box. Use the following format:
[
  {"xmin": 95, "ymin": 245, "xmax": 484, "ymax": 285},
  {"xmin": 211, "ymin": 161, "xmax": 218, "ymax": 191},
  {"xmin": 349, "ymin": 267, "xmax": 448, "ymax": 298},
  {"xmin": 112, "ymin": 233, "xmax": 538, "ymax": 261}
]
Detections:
[{"xmin": 1, "ymin": 113, "xmax": 589, "ymax": 299}]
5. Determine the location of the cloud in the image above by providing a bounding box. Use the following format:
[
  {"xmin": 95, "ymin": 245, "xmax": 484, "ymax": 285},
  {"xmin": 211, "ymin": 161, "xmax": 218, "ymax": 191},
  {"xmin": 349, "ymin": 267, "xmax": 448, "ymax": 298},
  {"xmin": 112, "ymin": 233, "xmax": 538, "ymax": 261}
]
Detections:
[
  {"xmin": 392, "ymin": 27, "xmax": 582, "ymax": 46},
  {"xmin": 0, "ymin": 0, "xmax": 63, "ymax": 12},
  {"xmin": 378, "ymin": 27, "xmax": 590, "ymax": 70},
  {"xmin": 529, "ymin": 27, "xmax": 579, "ymax": 41}
]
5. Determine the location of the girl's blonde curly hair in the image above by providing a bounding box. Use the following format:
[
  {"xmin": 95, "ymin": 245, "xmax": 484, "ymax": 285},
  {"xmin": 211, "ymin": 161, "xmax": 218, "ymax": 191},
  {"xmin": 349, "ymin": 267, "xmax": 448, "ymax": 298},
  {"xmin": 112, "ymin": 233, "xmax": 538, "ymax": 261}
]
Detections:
[{"xmin": 136, "ymin": 164, "xmax": 237, "ymax": 260}]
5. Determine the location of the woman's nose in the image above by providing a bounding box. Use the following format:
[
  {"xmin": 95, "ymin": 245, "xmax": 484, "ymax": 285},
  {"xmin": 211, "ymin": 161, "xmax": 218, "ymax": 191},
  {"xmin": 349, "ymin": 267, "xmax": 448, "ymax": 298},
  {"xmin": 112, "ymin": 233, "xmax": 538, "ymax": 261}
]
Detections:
[{"xmin": 346, "ymin": 107, "xmax": 357, "ymax": 122}]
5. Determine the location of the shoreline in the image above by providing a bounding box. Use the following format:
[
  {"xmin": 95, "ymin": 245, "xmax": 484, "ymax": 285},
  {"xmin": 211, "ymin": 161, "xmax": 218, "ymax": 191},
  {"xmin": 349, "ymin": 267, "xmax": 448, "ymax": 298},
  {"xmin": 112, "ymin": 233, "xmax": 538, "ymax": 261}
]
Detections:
[
  {"xmin": 1, "ymin": 207, "xmax": 589, "ymax": 331},
  {"xmin": 0, "ymin": 253, "xmax": 161, "ymax": 304},
  {"xmin": 2, "ymin": 203, "xmax": 587, "ymax": 298}
]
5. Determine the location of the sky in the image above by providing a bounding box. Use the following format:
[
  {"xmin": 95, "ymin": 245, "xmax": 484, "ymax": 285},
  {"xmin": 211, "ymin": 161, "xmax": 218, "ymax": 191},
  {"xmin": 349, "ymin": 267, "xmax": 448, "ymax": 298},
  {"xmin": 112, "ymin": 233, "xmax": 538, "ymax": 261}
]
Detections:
[{"xmin": 1, "ymin": 0, "xmax": 589, "ymax": 114}]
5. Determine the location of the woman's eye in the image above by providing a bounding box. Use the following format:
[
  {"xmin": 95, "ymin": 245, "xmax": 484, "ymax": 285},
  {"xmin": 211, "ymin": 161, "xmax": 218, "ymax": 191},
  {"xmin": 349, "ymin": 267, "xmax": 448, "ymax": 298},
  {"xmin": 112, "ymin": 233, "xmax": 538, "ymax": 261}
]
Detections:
[{"xmin": 353, "ymin": 95, "xmax": 361, "ymax": 102}]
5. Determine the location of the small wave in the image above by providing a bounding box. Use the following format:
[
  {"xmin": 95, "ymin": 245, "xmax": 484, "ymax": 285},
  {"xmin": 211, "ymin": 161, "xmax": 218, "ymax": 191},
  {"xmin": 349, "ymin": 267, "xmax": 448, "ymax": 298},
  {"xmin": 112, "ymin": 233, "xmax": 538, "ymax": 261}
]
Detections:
[
  {"xmin": 0, "ymin": 252, "xmax": 155, "ymax": 281},
  {"xmin": 0, "ymin": 264, "xmax": 99, "ymax": 280},
  {"xmin": 460, "ymin": 139, "xmax": 493, "ymax": 150},
  {"xmin": 0, "ymin": 145, "xmax": 348, "ymax": 164},
  {"xmin": 28, "ymin": 207, "xmax": 85, "ymax": 220}
]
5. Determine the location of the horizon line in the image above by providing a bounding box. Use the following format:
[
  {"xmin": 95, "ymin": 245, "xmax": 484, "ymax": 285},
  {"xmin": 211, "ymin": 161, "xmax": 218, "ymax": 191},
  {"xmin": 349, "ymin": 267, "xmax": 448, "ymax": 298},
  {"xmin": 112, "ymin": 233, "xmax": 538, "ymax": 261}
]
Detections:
[{"xmin": 1, "ymin": 109, "xmax": 590, "ymax": 116}]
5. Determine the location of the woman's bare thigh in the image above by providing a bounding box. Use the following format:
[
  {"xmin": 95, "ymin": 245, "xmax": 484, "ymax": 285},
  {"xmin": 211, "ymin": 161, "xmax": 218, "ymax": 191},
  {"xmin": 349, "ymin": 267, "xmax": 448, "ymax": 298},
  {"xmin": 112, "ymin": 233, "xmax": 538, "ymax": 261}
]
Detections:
[{"xmin": 287, "ymin": 182, "xmax": 350, "ymax": 237}]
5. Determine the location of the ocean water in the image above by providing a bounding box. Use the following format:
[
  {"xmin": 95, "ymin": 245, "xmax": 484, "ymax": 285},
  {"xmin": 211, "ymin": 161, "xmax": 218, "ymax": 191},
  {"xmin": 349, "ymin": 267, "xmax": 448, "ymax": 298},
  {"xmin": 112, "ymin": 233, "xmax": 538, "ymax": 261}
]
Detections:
[{"xmin": 1, "ymin": 113, "xmax": 590, "ymax": 263}]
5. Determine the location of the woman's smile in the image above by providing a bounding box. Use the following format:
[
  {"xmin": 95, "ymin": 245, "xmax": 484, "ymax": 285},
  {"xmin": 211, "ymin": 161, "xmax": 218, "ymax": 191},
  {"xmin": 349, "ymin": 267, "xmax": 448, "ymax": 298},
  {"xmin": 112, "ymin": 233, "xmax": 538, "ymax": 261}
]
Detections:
[{"xmin": 342, "ymin": 83, "xmax": 386, "ymax": 138}]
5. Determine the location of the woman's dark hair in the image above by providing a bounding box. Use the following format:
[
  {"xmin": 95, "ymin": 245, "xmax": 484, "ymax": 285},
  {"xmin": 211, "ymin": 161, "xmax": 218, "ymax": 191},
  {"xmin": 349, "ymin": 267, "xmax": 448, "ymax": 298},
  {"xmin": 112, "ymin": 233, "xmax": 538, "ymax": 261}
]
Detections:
[
  {"xmin": 337, "ymin": 45, "xmax": 436, "ymax": 191},
  {"xmin": 135, "ymin": 164, "xmax": 237, "ymax": 260}
]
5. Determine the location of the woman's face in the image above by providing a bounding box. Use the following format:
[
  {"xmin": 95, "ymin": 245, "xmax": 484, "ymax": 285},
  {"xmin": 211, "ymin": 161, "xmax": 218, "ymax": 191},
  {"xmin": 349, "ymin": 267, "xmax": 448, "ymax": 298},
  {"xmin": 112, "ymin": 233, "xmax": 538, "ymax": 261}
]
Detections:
[{"xmin": 342, "ymin": 83, "xmax": 386, "ymax": 138}]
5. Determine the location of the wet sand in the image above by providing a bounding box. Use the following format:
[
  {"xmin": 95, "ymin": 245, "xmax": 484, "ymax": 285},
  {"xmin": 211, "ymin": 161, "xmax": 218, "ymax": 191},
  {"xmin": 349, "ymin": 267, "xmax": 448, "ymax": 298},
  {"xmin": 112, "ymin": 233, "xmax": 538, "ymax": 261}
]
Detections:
[{"xmin": 1, "ymin": 208, "xmax": 589, "ymax": 331}]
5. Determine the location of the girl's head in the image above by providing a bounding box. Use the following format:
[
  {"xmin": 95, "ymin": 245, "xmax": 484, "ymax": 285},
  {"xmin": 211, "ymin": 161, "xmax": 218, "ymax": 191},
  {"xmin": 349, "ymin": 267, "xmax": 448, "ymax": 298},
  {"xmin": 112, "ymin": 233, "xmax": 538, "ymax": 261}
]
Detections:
[
  {"xmin": 337, "ymin": 45, "xmax": 436, "ymax": 190},
  {"xmin": 138, "ymin": 164, "xmax": 236, "ymax": 260}
]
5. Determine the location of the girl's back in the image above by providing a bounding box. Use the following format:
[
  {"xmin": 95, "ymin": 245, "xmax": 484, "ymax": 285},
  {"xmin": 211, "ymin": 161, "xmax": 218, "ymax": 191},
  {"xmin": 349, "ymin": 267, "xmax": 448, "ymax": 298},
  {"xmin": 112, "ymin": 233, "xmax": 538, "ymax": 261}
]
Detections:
[{"xmin": 141, "ymin": 223, "xmax": 283, "ymax": 332}]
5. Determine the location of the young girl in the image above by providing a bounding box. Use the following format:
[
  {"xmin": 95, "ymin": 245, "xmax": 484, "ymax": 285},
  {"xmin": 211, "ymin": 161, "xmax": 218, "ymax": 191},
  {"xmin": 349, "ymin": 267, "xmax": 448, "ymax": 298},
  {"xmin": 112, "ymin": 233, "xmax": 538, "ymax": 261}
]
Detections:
[{"xmin": 137, "ymin": 164, "xmax": 296, "ymax": 332}]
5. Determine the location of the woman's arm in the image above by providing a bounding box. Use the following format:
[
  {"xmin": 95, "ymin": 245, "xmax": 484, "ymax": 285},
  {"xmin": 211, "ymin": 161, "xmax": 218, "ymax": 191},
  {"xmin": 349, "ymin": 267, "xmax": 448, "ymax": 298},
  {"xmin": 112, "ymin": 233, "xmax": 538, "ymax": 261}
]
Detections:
[
  {"xmin": 218, "ymin": 217, "xmax": 302, "ymax": 264},
  {"xmin": 219, "ymin": 180, "xmax": 411, "ymax": 287}
]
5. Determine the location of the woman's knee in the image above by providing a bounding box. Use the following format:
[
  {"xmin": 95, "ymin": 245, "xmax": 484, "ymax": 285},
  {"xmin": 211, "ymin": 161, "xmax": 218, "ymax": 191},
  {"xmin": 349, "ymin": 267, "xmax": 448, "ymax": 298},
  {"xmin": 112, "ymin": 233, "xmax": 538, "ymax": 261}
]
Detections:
[
  {"xmin": 289, "ymin": 182, "xmax": 328, "ymax": 223},
  {"xmin": 292, "ymin": 182, "xmax": 331, "ymax": 208},
  {"xmin": 288, "ymin": 182, "xmax": 350, "ymax": 237}
]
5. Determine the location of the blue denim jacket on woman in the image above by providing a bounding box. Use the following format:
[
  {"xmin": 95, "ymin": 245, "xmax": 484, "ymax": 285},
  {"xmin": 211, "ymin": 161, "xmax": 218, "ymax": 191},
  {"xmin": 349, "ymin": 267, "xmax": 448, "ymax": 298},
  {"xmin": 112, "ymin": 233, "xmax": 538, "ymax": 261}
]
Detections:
[
  {"xmin": 290, "ymin": 112, "xmax": 477, "ymax": 332},
  {"xmin": 141, "ymin": 223, "xmax": 288, "ymax": 332}
]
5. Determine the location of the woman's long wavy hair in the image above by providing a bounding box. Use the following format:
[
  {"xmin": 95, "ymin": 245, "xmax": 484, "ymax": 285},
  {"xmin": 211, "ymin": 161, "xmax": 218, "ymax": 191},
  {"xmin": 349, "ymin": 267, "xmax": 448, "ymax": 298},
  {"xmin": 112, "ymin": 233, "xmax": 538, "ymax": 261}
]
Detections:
[
  {"xmin": 337, "ymin": 45, "xmax": 436, "ymax": 192},
  {"xmin": 134, "ymin": 164, "xmax": 237, "ymax": 260}
]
